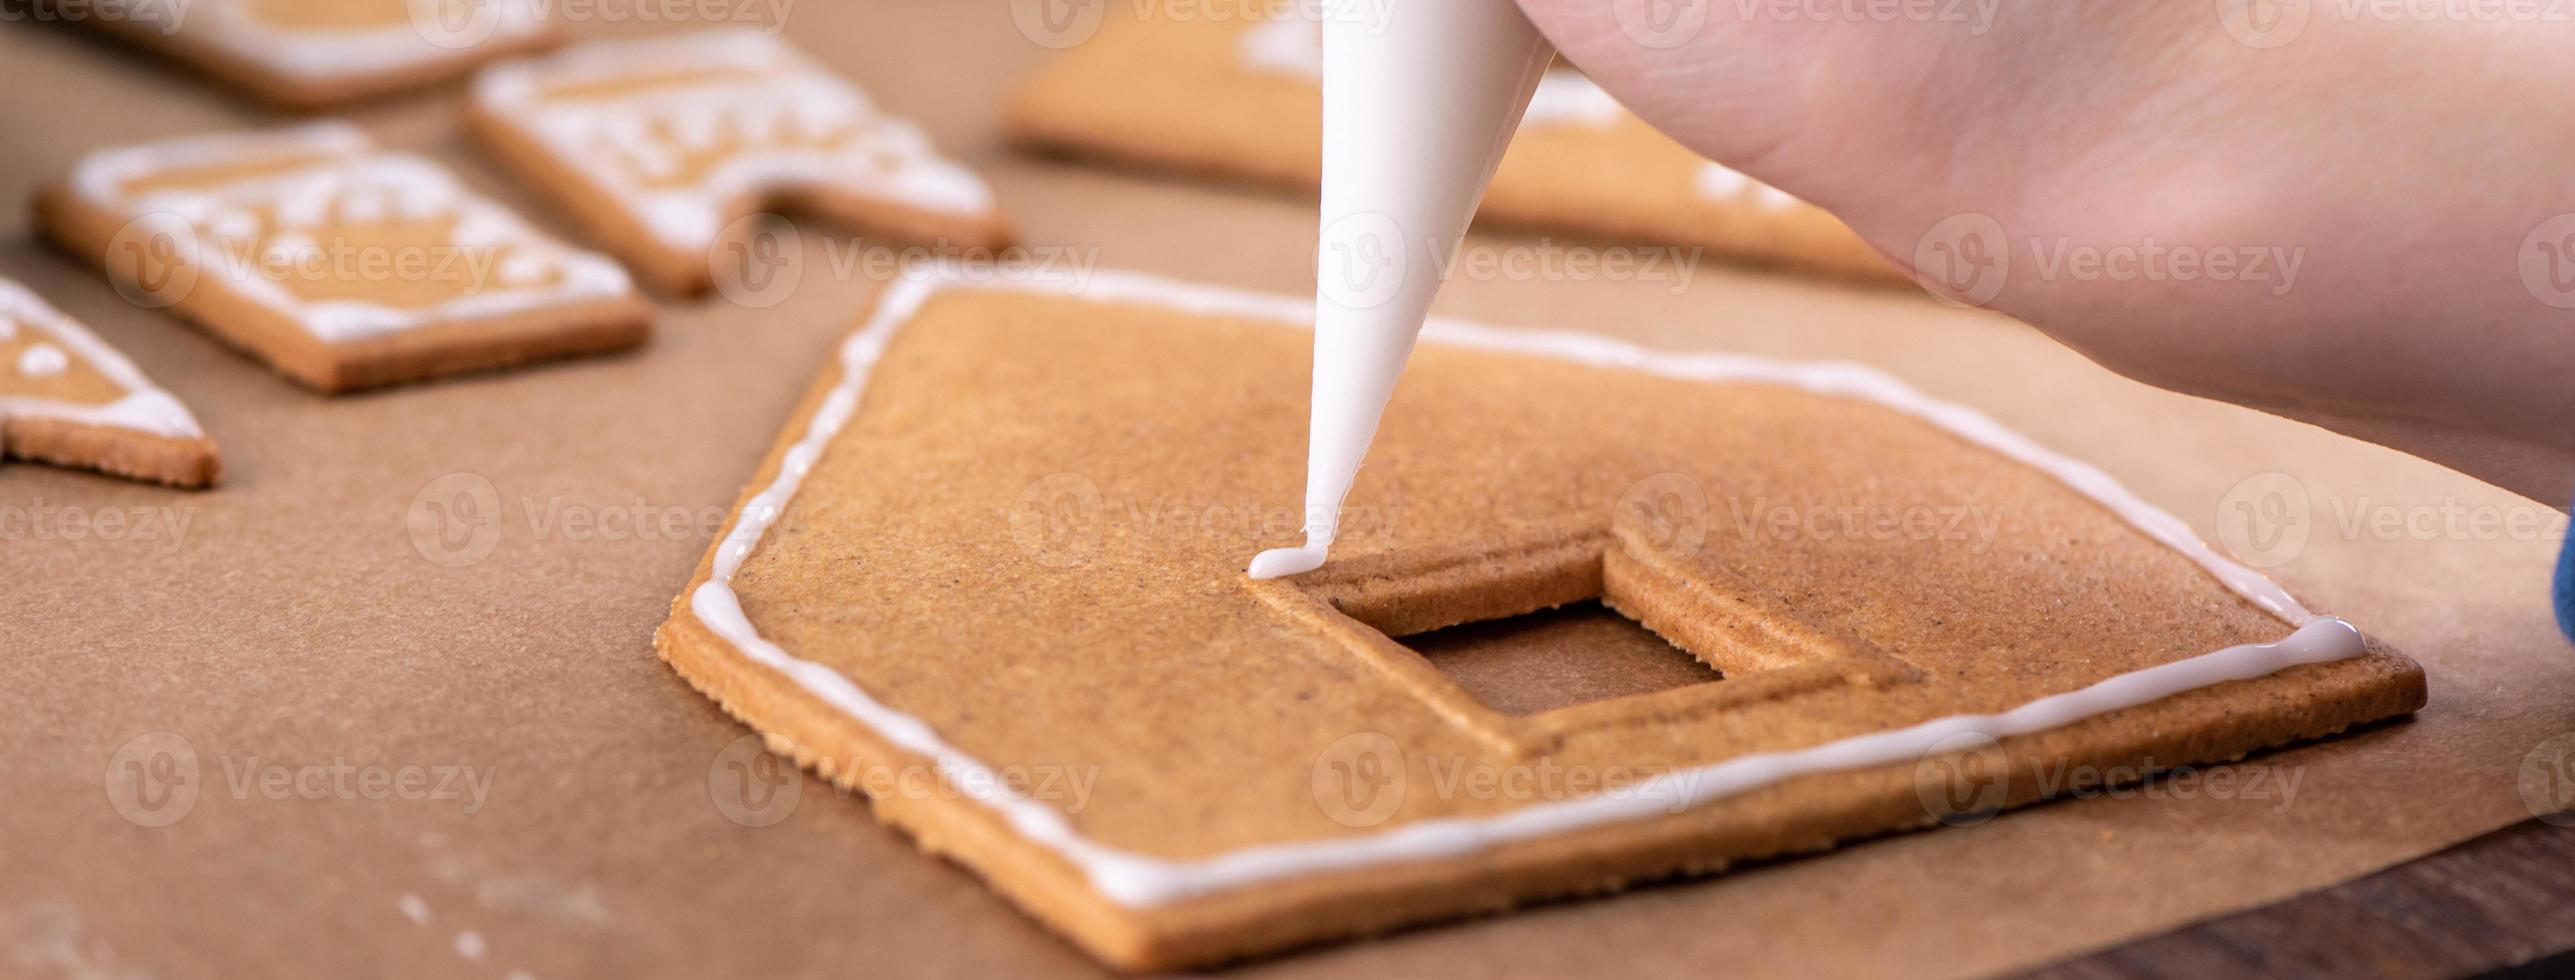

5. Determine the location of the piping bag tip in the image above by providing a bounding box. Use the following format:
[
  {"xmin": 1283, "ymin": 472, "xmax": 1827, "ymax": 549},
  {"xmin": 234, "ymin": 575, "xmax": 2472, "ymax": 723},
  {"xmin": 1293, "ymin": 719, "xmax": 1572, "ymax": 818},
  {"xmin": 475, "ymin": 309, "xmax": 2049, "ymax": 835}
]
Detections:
[{"xmin": 1246, "ymin": 543, "xmax": 1329, "ymax": 580}]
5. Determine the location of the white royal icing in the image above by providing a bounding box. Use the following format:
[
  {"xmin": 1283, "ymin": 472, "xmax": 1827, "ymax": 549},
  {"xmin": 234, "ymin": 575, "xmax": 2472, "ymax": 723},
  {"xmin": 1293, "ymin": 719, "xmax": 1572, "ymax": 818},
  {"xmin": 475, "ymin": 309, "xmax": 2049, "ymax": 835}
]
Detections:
[
  {"xmin": 685, "ymin": 266, "xmax": 2368, "ymax": 907},
  {"xmin": 17, "ymin": 344, "xmax": 69, "ymax": 378},
  {"xmin": 0, "ymin": 279, "xmax": 204, "ymax": 441},
  {"xmin": 1238, "ymin": 18, "xmax": 1802, "ymax": 212},
  {"xmin": 113, "ymin": 0, "xmax": 549, "ymax": 82},
  {"xmin": 472, "ymin": 30, "xmax": 997, "ymax": 251},
  {"xmin": 68, "ymin": 122, "xmax": 634, "ymax": 344}
]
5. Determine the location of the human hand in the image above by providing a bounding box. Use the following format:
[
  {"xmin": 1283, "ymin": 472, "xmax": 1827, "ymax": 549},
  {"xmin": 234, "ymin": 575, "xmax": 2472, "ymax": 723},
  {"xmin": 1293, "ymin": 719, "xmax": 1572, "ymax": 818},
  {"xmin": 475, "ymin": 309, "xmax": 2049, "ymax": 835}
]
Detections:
[{"xmin": 1516, "ymin": 0, "xmax": 2575, "ymax": 506}]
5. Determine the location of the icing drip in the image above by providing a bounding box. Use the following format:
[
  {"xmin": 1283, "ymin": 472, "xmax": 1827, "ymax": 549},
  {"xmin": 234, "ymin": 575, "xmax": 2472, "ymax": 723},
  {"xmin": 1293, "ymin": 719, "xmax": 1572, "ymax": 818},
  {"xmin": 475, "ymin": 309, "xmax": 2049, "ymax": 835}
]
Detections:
[
  {"xmin": 68, "ymin": 122, "xmax": 633, "ymax": 344},
  {"xmin": 0, "ymin": 279, "xmax": 204, "ymax": 440},
  {"xmin": 686, "ymin": 265, "xmax": 2364, "ymax": 908},
  {"xmin": 472, "ymin": 30, "xmax": 997, "ymax": 251}
]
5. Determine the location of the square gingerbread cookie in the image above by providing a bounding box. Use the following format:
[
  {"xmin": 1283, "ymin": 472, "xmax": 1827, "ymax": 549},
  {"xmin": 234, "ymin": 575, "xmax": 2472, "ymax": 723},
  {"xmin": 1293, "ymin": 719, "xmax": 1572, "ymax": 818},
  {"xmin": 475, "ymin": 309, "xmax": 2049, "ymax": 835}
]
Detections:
[
  {"xmin": 655, "ymin": 267, "xmax": 2424, "ymax": 970},
  {"xmin": 37, "ymin": 122, "xmax": 650, "ymax": 394},
  {"xmin": 1008, "ymin": 9, "xmax": 1900, "ymax": 283},
  {"xmin": 470, "ymin": 30, "xmax": 1013, "ymax": 296},
  {"xmin": 41, "ymin": 0, "xmax": 558, "ymax": 109}
]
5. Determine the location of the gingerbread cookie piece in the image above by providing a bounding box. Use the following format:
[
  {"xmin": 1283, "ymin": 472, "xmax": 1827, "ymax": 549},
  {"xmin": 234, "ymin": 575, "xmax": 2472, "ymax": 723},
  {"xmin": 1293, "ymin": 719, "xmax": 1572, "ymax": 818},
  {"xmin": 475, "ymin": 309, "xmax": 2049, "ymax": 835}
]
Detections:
[
  {"xmin": 656, "ymin": 267, "xmax": 2422, "ymax": 970},
  {"xmin": 44, "ymin": 0, "xmax": 557, "ymax": 109},
  {"xmin": 1010, "ymin": 13, "xmax": 1899, "ymax": 283},
  {"xmin": 0, "ymin": 279, "xmax": 218, "ymax": 487},
  {"xmin": 37, "ymin": 122, "xmax": 649, "ymax": 394},
  {"xmin": 470, "ymin": 30, "xmax": 1013, "ymax": 296}
]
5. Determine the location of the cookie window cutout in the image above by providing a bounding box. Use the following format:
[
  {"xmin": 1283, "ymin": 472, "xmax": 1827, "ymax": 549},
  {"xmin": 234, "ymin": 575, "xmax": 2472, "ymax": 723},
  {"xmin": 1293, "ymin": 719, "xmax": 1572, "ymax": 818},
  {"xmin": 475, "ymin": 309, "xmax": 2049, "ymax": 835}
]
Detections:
[
  {"xmin": 1247, "ymin": 502, "xmax": 1921, "ymax": 758},
  {"xmin": 44, "ymin": 0, "xmax": 557, "ymax": 109},
  {"xmin": 1405, "ymin": 601, "xmax": 1723, "ymax": 715},
  {"xmin": 38, "ymin": 122, "xmax": 648, "ymax": 393},
  {"xmin": 471, "ymin": 30, "xmax": 1014, "ymax": 296}
]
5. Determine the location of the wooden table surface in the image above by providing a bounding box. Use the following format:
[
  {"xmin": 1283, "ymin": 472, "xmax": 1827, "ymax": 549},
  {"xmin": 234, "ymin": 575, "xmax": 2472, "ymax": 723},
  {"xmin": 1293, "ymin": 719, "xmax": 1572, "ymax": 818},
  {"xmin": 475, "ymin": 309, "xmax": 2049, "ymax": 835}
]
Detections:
[{"xmin": 2031, "ymin": 817, "xmax": 2575, "ymax": 978}]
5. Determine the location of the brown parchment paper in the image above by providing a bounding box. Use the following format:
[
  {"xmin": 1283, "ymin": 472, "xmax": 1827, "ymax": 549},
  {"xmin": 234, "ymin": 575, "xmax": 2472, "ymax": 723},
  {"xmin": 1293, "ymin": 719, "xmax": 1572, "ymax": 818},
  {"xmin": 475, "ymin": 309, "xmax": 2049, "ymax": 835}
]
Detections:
[{"xmin": 3, "ymin": 5, "xmax": 2570, "ymax": 979}]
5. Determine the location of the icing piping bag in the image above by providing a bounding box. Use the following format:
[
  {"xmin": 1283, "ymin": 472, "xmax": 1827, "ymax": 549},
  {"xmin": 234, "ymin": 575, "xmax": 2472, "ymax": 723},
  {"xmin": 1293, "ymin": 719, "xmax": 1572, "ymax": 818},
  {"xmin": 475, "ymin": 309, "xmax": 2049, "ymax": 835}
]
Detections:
[{"xmin": 1248, "ymin": 3, "xmax": 1553, "ymax": 579}]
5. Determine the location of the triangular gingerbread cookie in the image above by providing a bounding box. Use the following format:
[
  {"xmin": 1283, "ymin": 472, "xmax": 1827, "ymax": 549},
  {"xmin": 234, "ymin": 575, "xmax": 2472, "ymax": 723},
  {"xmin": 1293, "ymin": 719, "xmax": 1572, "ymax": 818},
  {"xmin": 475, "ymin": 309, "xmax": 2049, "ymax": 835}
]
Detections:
[
  {"xmin": 471, "ymin": 30, "xmax": 1014, "ymax": 295},
  {"xmin": 656, "ymin": 268, "xmax": 2421, "ymax": 970},
  {"xmin": 0, "ymin": 280, "xmax": 217, "ymax": 488}
]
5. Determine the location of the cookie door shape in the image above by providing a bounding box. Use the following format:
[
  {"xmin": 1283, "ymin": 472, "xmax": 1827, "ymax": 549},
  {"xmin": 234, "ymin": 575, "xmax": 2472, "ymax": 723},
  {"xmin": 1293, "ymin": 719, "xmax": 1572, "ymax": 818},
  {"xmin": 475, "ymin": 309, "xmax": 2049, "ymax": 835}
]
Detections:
[
  {"xmin": 38, "ymin": 122, "xmax": 648, "ymax": 393},
  {"xmin": 656, "ymin": 268, "xmax": 2422, "ymax": 970},
  {"xmin": 471, "ymin": 30, "xmax": 1013, "ymax": 296},
  {"xmin": 0, "ymin": 280, "xmax": 218, "ymax": 487}
]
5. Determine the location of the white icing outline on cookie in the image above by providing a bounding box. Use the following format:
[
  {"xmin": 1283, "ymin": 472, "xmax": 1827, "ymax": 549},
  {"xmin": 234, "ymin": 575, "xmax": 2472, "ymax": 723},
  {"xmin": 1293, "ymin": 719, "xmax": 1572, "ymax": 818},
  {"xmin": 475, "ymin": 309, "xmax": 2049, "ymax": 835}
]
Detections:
[
  {"xmin": 0, "ymin": 279, "xmax": 204, "ymax": 440},
  {"xmin": 115, "ymin": 0, "xmax": 550, "ymax": 82},
  {"xmin": 1239, "ymin": 18, "xmax": 1802, "ymax": 213},
  {"xmin": 471, "ymin": 30, "xmax": 998, "ymax": 251},
  {"xmin": 687, "ymin": 266, "xmax": 2368, "ymax": 907},
  {"xmin": 68, "ymin": 122, "xmax": 635, "ymax": 344}
]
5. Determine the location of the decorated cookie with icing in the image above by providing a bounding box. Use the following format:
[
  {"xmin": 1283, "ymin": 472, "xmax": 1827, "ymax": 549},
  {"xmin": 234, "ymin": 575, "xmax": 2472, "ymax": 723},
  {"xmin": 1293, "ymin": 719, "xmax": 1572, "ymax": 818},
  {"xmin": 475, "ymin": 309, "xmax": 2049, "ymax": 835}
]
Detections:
[
  {"xmin": 36, "ymin": 122, "xmax": 649, "ymax": 394},
  {"xmin": 469, "ymin": 30, "xmax": 1014, "ymax": 296},
  {"xmin": 43, "ymin": 0, "xmax": 557, "ymax": 109},
  {"xmin": 653, "ymin": 265, "xmax": 2423, "ymax": 970},
  {"xmin": 1010, "ymin": 12, "xmax": 1897, "ymax": 283},
  {"xmin": 0, "ymin": 279, "xmax": 217, "ymax": 487}
]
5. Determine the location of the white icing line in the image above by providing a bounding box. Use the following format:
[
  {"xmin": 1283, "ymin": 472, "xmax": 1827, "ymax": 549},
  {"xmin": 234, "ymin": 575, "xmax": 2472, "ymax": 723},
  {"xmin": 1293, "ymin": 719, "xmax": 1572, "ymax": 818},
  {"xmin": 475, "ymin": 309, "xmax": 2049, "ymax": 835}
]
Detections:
[
  {"xmin": 67, "ymin": 123, "xmax": 634, "ymax": 345},
  {"xmin": 472, "ymin": 30, "xmax": 997, "ymax": 251},
  {"xmin": 685, "ymin": 266, "xmax": 2360, "ymax": 906},
  {"xmin": 121, "ymin": 0, "xmax": 550, "ymax": 82},
  {"xmin": 0, "ymin": 279, "xmax": 203, "ymax": 440}
]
